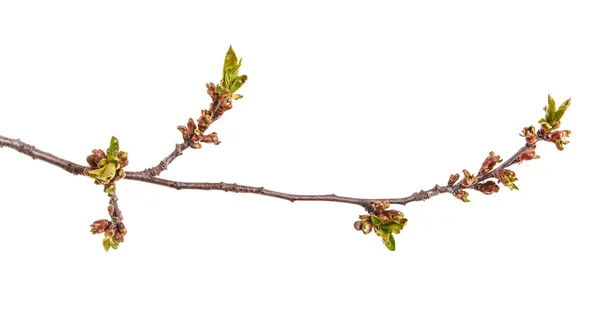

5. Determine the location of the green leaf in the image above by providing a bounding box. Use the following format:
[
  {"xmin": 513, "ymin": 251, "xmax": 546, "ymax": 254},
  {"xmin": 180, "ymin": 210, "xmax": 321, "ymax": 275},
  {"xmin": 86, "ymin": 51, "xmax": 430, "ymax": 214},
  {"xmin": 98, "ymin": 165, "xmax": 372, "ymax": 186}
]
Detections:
[
  {"xmin": 380, "ymin": 228, "xmax": 391, "ymax": 243},
  {"xmin": 102, "ymin": 235, "xmax": 119, "ymax": 251},
  {"xmin": 545, "ymin": 94, "xmax": 557, "ymax": 124},
  {"xmin": 229, "ymin": 75, "xmax": 247, "ymax": 93},
  {"xmin": 215, "ymin": 85, "xmax": 227, "ymax": 93},
  {"xmin": 381, "ymin": 221, "xmax": 403, "ymax": 234},
  {"xmin": 87, "ymin": 162, "xmax": 117, "ymax": 184},
  {"xmin": 554, "ymin": 98, "xmax": 571, "ymax": 122},
  {"xmin": 222, "ymin": 46, "xmax": 238, "ymax": 88},
  {"xmin": 102, "ymin": 237, "xmax": 111, "ymax": 252},
  {"xmin": 107, "ymin": 136, "xmax": 119, "ymax": 161},
  {"xmin": 384, "ymin": 234, "xmax": 396, "ymax": 251},
  {"xmin": 370, "ymin": 215, "xmax": 382, "ymax": 227}
]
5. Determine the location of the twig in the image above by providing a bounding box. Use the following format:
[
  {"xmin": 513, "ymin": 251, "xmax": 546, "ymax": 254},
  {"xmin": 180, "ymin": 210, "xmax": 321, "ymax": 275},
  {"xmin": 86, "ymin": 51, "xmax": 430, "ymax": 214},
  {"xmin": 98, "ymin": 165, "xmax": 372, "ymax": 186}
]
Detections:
[{"xmin": 142, "ymin": 141, "xmax": 190, "ymax": 176}]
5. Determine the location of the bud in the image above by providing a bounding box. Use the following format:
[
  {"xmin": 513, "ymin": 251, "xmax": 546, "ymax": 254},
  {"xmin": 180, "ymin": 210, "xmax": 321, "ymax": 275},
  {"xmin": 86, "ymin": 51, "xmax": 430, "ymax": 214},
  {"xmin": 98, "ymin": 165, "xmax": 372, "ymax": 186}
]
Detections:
[
  {"xmin": 354, "ymin": 221, "xmax": 363, "ymax": 231},
  {"xmin": 477, "ymin": 180, "xmax": 500, "ymax": 195},
  {"xmin": 177, "ymin": 125, "xmax": 189, "ymax": 138},
  {"xmin": 460, "ymin": 169, "xmax": 477, "ymax": 187},
  {"xmin": 548, "ymin": 130, "xmax": 571, "ymax": 151},
  {"xmin": 372, "ymin": 200, "xmax": 390, "ymax": 211},
  {"xmin": 118, "ymin": 223, "xmax": 127, "ymax": 235},
  {"xmin": 92, "ymin": 149, "xmax": 106, "ymax": 163},
  {"xmin": 201, "ymin": 132, "xmax": 221, "ymax": 145},
  {"xmin": 479, "ymin": 152, "xmax": 503, "ymax": 175},
  {"xmin": 454, "ymin": 190, "xmax": 470, "ymax": 202},
  {"xmin": 361, "ymin": 222, "xmax": 373, "ymax": 234},
  {"xmin": 384, "ymin": 209, "xmax": 404, "ymax": 220},
  {"xmin": 495, "ymin": 169, "xmax": 519, "ymax": 190},
  {"xmin": 448, "ymin": 173, "xmax": 460, "ymax": 186},
  {"xmin": 90, "ymin": 219, "xmax": 109, "ymax": 234},
  {"xmin": 118, "ymin": 151, "xmax": 129, "ymax": 164},
  {"xmin": 86, "ymin": 155, "xmax": 96, "ymax": 167},
  {"xmin": 520, "ymin": 126, "xmax": 538, "ymax": 145},
  {"xmin": 187, "ymin": 118, "xmax": 197, "ymax": 133}
]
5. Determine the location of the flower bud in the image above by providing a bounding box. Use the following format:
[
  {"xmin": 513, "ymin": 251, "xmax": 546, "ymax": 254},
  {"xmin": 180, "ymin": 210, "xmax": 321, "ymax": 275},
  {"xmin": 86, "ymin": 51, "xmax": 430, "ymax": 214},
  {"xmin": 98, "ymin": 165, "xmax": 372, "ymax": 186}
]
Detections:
[
  {"xmin": 495, "ymin": 169, "xmax": 519, "ymax": 190},
  {"xmin": 90, "ymin": 219, "xmax": 109, "ymax": 234},
  {"xmin": 361, "ymin": 222, "xmax": 373, "ymax": 234},
  {"xmin": 454, "ymin": 190, "xmax": 470, "ymax": 202},
  {"xmin": 479, "ymin": 152, "xmax": 502, "ymax": 175},
  {"xmin": 460, "ymin": 170, "xmax": 477, "ymax": 187},
  {"xmin": 477, "ymin": 180, "xmax": 500, "ymax": 195},
  {"xmin": 448, "ymin": 173, "xmax": 460, "ymax": 186}
]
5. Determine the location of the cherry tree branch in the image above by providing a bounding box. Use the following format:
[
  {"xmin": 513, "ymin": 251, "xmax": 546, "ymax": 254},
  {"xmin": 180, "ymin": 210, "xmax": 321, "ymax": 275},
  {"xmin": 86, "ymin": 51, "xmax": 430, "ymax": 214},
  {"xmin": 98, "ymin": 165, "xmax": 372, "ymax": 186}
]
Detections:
[{"xmin": 0, "ymin": 134, "xmax": 537, "ymax": 208}]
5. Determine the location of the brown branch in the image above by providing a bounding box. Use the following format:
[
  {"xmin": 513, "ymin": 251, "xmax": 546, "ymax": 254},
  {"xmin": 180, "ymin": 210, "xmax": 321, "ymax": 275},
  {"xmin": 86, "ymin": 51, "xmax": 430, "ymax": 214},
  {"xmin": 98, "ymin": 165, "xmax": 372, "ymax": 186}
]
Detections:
[
  {"xmin": 142, "ymin": 141, "xmax": 191, "ymax": 176},
  {"xmin": 108, "ymin": 193, "xmax": 123, "ymax": 225},
  {"xmin": 0, "ymin": 134, "xmax": 536, "ymax": 209},
  {"xmin": 141, "ymin": 92, "xmax": 225, "ymax": 177},
  {"xmin": 0, "ymin": 135, "xmax": 87, "ymax": 175}
]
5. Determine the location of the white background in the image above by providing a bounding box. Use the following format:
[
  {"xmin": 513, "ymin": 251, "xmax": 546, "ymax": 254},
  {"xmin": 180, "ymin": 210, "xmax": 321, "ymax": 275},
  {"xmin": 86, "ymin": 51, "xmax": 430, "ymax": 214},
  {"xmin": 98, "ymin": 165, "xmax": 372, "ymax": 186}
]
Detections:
[{"xmin": 1, "ymin": 1, "xmax": 598, "ymax": 310}]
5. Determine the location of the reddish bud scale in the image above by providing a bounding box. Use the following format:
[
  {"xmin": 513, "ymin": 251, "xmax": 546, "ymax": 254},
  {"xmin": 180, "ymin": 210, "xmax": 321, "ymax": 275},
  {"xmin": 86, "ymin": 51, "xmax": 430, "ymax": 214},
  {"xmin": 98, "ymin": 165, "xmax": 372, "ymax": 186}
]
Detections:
[
  {"xmin": 361, "ymin": 222, "xmax": 373, "ymax": 234},
  {"xmin": 454, "ymin": 190, "xmax": 470, "ymax": 202},
  {"xmin": 479, "ymin": 152, "xmax": 502, "ymax": 175},
  {"xmin": 495, "ymin": 169, "xmax": 519, "ymax": 190},
  {"xmin": 201, "ymin": 132, "xmax": 220, "ymax": 145},
  {"xmin": 105, "ymin": 223, "xmax": 117, "ymax": 237},
  {"xmin": 521, "ymin": 126, "xmax": 538, "ymax": 145},
  {"xmin": 517, "ymin": 146, "xmax": 539, "ymax": 163},
  {"xmin": 90, "ymin": 219, "xmax": 110, "ymax": 234},
  {"xmin": 187, "ymin": 118, "xmax": 197, "ymax": 132},
  {"xmin": 177, "ymin": 126, "xmax": 189, "ymax": 138},
  {"xmin": 448, "ymin": 173, "xmax": 460, "ymax": 186},
  {"xmin": 547, "ymin": 130, "xmax": 571, "ymax": 151},
  {"xmin": 92, "ymin": 150, "xmax": 106, "ymax": 163},
  {"xmin": 477, "ymin": 181, "xmax": 500, "ymax": 195},
  {"xmin": 460, "ymin": 170, "xmax": 477, "ymax": 187}
]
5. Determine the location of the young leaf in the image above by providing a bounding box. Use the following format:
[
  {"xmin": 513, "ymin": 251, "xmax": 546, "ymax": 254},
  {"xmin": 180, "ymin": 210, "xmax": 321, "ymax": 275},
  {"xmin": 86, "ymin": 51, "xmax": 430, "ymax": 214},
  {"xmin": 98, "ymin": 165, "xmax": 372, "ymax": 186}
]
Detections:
[
  {"xmin": 215, "ymin": 85, "xmax": 227, "ymax": 93},
  {"xmin": 381, "ymin": 221, "xmax": 403, "ymax": 234},
  {"xmin": 384, "ymin": 234, "xmax": 396, "ymax": 251},
  {"xmin": 545, "ymin": 94, "xmax": 557, "ymax": 125},
  {"xmin": 222, "ymin": 46, "xmax": 238, "ymax": 88},
  {"xmin": 107, "ymin": 136, "xmax": 119, "ymax": 161},
  {"xmin": 554, "ymin": 98, "xmax": 571, "ymax": 123},
  {"xmin": 380, "ymin": 228, "xmax": 391, "ymax": 243},
  {"xmin": 102, "ymin": 237, "xmax": 111, "ymax": 252},
  {"xmin": 370, "ymin": 215, "xmax": 382, "ymax": 226},
  {"xmin": 87, "ymin": 162, "xmax": 117, "ymax": 184},
  {"xmin": 229, "ymin": 75, "xmax": 247, "ymax": 93}
]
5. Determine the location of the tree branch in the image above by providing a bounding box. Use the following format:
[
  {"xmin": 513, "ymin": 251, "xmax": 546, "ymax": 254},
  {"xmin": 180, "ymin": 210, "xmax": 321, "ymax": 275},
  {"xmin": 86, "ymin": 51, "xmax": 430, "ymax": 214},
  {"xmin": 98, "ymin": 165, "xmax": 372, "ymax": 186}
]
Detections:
[
  {"xmin": 141, "ymin": 141, "xmax": 191, "ymax": 176},
  {"xmin": 0, "ymin": 134, "xmax": 536, "ymax": 208}
]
